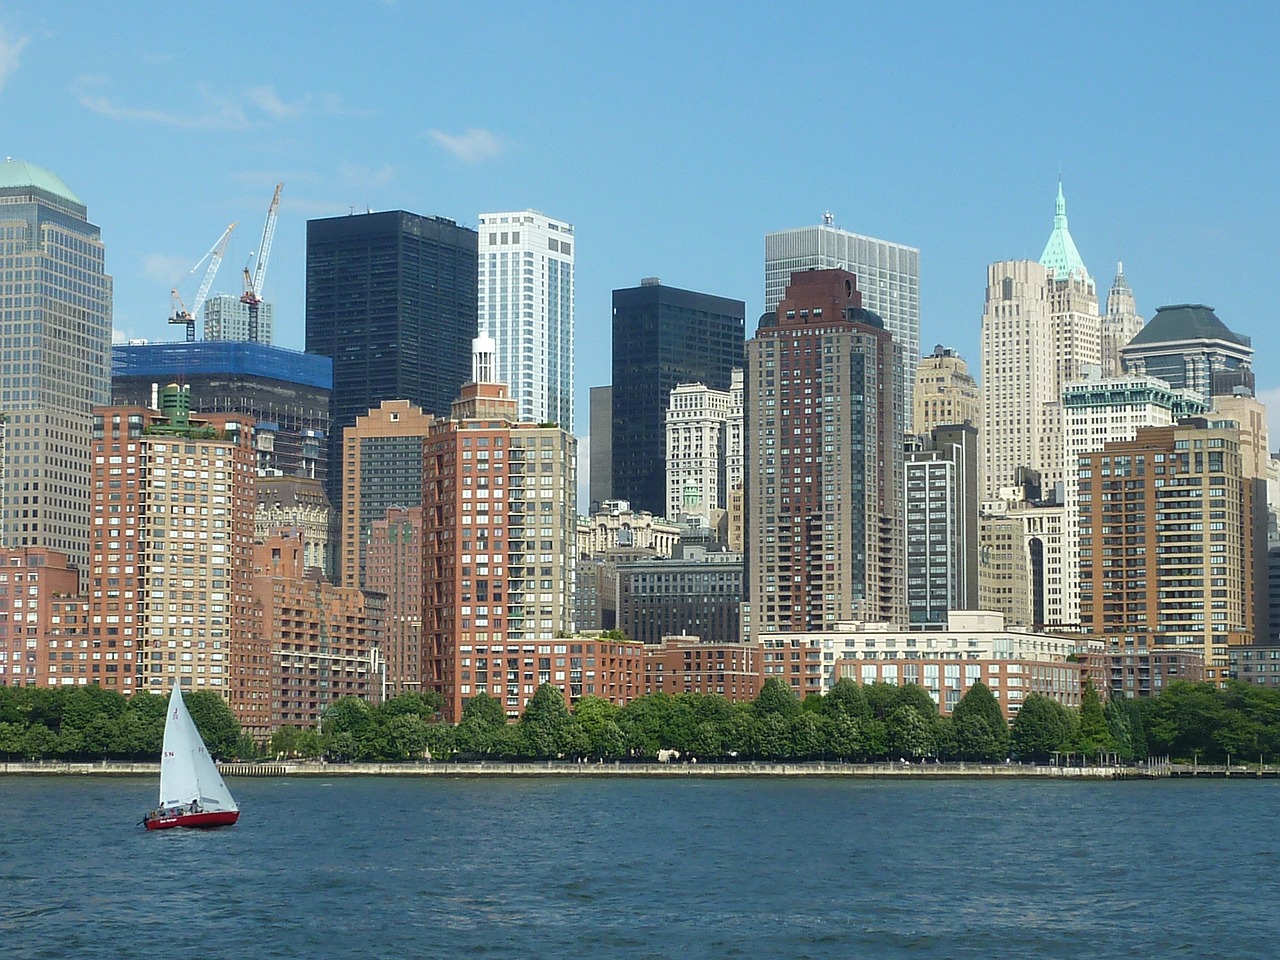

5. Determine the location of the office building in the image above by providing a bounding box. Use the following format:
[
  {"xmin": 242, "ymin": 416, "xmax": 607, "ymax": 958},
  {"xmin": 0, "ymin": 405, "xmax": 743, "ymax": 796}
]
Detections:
[
  {"xmin": 0, "ymin": 160, "xmax": 112, "ymax": 569},
  {"xmin": 421, "ymin": 335, "xmax": 578, "ymax": 721},
  {"xmin": 477, "ymin": 211, "xmax": 575, "ymax": 429},
  {"xmin": 665, "ymin": 379, "xmax": 738, "ymax": 521},
  {"xmin": 588, "ymin": 385, "xmax": 613, "ymax": 509},
  {"xmin": 617, "ymin": 547, "xmax": 744, "ymax": 644},
  {"xmin": 1101, "ymin": 262, "xmax": 1143, "ymax": 377},
  {"xmin": 612, "ymin": 279, "xmax": 744, "ymax": 516},
  {"xmin": 982, "ymin": 184, "xmax": 1100, "ymax": 498},
  {"xmin": 203, "ymin": 293, "xmax": 274, "ymax": 344},
  {"xmin": 340, "ymin": 399, "xmax": 435, "ymax": 589},
  {"xmin": 913, "ymin": 345, "xmax": 981, "ymax": 436},
  {"xmin": 305, "ymin": 211, "xmax": 477, "ymax": 506},
  {"xmin": 89, "ymin": 389, "xmax": 263, "ymax": 729},
  {"xmin": 906, "ymin": 424, "xmax": 980, "ymax": 623},
  {"xmin": 744, "ymin": 269, "xmax": 907, "ymax": 639},
  {"xmin": 112, "ymin": 340, "xmax": 332, "ymax": 484},
  {"xmin": 1120, "ymin": 303, "xmax": 1254, "ymax": 398},
  {"xmin": 765, "ymin": 215, "xmax": 920, "ymax": 411}
]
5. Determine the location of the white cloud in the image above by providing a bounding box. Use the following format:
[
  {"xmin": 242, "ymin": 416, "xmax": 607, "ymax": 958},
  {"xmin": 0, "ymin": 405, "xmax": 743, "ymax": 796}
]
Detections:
[
  {"xmin": 143, "ymin": 253, "xmax": 196, "ymax": 286},
  {"xmin": 246, "ymin": 85, "xmax": 307, "ymax": 121},
  {"xmin": 77, "ymin": 80, "xmax": 337, "ymax": 130},
  {"xmin": 0, "ymin": 23, "xmax": 30, "ymax": 95},
  {"xmin": 427, "ymin": 128, "xmax": 505, "ymax": 164},
  {"xmin": 339, "ymin": 161, "xmax": 396, "ymax": 189}
]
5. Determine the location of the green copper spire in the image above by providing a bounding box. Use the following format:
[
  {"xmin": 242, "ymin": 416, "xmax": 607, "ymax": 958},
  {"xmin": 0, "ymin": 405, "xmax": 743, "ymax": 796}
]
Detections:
[{"xmin": 1039, "ymin": 179, "xmax": 1090, "ymax": 283}]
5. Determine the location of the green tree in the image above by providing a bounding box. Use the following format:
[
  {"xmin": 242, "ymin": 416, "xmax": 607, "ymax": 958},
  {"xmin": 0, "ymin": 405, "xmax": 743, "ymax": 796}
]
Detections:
[
  {"xmin": 183, "ymin": 690, "xmax": 242, "ymax": 760},
  {"xmin": 828, "ymin": 715, "xmax": 864, "ymax": 760},
  {"xmin": 788, "ymin": 712, "xmax": 825, "ymax": 760},
  {"xmin": 1010, "ymin": 693, "xmax": 1074, "ymax": 762},
  {"xmin": 1145, "ymin": 681, "xmax": 1224, "ymax": 761},
  {"xmin": 1104, "ymin": 698, "xmax": 1134, "ymax": 760},
  {"xmin": 21, "ymin": 722, "xmax": 58, "ymax": 760},
  {"xmin": 949, "ymin": 682, "xmax": 1009, "ymax": 761},
  {"xmin": 270, "ymin": 724, "xmax": 303, "ymax": 758},
  {"xmin": 460, "ymin": 692, "xmax": 507, "ymax": 728},
  {"xmin": 886, "ymin": 704, "xmax": 935, "ymax": 760},
  {"xmin": 753, "ymin": 713, "xmax": 792, "ymax": 760},
  {"xmin": 1074, "ymin": 680, "xmax": 1113, "ymax": 757},
  {"xmin": 380, "ymin": 691, "xmax": 445, "ymax": 720},
  {"xmin": 863, "ymin": 682, "xmax": 900, "ymax": 720},
  {"xmin": 382, "ymin": 713, "xmax": 429, "ymax": 760},
  {"xmin": 519, "ymin": 684, "xmax": 579, "ymax": 759},
  {"xmin": 823, "ymin": 678, "xmax": 872, "ymax": 720},
  {"xmin": 754, "ymin": 678, "xmax": 801, "ymax": 719},
  {"xmin": 574, "ymin": 696, "xmax": 626, "ymax": 760}
]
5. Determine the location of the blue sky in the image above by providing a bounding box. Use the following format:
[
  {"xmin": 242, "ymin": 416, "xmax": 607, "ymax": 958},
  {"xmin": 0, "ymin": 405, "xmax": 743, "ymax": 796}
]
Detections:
[{"xmin": 3, "ymin": 2, "xmax": 1279, "ymax": 449}]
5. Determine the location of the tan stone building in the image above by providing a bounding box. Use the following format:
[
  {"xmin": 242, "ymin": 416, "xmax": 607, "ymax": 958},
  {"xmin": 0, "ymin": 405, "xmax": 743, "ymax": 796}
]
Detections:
[
  {"xmin": 89, "ymin": 391, "xmax": 262, "ymax": 729},
  {"xmin": 255, "ymin": 475, "xmax": 333, "ymax": 576},
  {"xmin": 912, "ymin": 344, "xmax": 980, "ymax": 436}
]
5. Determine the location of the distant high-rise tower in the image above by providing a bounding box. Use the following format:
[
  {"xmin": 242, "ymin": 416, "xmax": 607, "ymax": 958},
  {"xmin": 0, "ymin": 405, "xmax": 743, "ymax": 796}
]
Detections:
[
  {"xmin": 982, "ymin": 183, "xmax": 1099, "ymax": 498},
  {"xmin": 765, "ymin": 217, "xmax": 920, "ymax": 412},
  {"xmin": 1120, "ymin": 303, "xmax": 1253, "ymax": 398},
  {"xmin": 665, "ymin": 378, "xmax": 739, "ymax": 521},
  {"xmin": 0, "ymin": 160, "xmax": 112, "ymax": 569},
  {"xmin": 203, "ymin": 293, "xmax": 274, "ymax": 344},
  {"xmin": 341, "ymin": 399, "xmax": 435, "ymax": 590},
  {"xmin": 477, "ymin": 211, "xmax": 575, "ymax": 429},
  {"xmin": 305, "ymin": 211, "xmax": 477, "ymax": 507},
  {"xmin": 1101, "ymin": 262, "xmax": 1143, "ymax": 377},
  {"xmin": 89, "ymin": 390, "xmax": 262, "ymax": 726},
  {"xmin": 744, "ymin": 269, "xmax": 906, "ymax": 637},
  {"xmin": 612, "ymin": 279, "xmax": 744, "ymax": 516},
  {"xmin": 913, "ymin": 344, "xmax": 981, "ymax": 436},
  {"xmin": 422, "ymin": 335, "xmax": 578, "ymax": 721},
  {"xmin": 906, "ymin": 424, "xmax": 980, "ymax": 623}
]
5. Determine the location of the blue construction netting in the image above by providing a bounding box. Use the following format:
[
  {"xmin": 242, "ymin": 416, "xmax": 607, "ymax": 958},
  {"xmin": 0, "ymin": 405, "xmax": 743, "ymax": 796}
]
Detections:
[{"xmin": 112, "ymin": 341, "xmax": 333, "ymax": 390}]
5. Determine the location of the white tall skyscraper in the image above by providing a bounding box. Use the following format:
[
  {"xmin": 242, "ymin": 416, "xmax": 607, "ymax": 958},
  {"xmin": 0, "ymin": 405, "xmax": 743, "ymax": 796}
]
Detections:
[
  {"xmin": 1101, "ymin": 262, "xmax": 1143, "ymax": 377},
  {"xmin": 981, "ymin": 183, "xmax": 1100, "ymax": 498},
  {"xmin": 765, "ymin": 215, "xmax": 920, "ymax": 411},
  {"xmin": 0, "ymin": 160, "xmax": 112, "ymax": 569},
  {"xmin": 203, "ymin": 293, "xmax": 274, "ymax": 343},
  {"xmin": 477, "ymin": 211, "xmax": 575, "ymax": 430}
]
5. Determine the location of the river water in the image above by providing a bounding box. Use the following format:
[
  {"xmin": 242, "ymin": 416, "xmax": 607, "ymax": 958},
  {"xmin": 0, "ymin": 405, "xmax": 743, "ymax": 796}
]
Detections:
[{"xmin": 1, "ymin": 775, "xmax": 1275, "ymax": 959}]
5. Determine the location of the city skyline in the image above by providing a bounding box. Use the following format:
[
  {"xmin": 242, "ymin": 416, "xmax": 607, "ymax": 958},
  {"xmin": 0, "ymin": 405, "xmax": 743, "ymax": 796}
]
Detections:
[{"xmin": 1, "ymin": 3, "xmax": 1278, "ymax": 443}]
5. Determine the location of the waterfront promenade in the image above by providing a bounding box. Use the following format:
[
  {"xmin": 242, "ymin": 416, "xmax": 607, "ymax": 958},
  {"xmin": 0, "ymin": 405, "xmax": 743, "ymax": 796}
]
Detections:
[{"xmin": 5, "ymin": 758, "xmax": 1273, "ymax": 779}]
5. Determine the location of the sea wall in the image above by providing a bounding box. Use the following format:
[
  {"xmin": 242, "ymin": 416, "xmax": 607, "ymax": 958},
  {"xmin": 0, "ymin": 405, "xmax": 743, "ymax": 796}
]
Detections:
[{"xmin": 0, "ymin": 759, "xmax": 1199, "ymax": 779}]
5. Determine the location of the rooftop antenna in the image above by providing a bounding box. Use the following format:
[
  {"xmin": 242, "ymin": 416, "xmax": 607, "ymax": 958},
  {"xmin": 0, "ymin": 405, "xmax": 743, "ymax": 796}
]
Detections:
[{"xmin": 822, "ymin": 210, "xmax": 834, "ymax": 226}]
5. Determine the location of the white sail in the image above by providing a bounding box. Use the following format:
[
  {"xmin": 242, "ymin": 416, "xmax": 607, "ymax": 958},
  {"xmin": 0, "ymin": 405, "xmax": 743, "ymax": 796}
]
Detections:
[{"xmin": 158, "ymin": 684, "xmax": 238, "ymax": 813}]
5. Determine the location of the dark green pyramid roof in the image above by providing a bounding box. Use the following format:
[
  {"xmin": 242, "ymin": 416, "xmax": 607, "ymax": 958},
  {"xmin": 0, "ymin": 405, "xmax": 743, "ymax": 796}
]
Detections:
[{"xmin": 1126, "ymin": 304, "xmax": 1250, "ymax": 348}]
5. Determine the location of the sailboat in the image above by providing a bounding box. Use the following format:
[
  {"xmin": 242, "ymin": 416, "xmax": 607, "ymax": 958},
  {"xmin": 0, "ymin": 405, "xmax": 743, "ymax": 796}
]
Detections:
[{"xmin": 143, "ymin": 684, "xmax": 240, "ymax": 830}]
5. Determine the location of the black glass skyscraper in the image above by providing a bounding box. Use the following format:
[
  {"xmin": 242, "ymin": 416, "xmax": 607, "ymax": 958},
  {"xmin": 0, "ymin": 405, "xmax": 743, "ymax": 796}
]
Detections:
[
  {"xmin": 305, "ymin": 211, "xmax": 478, "ymax": 504},
  {"xmin": 611, "ymin": 279, "xmax": 744, "ymax": 516}
]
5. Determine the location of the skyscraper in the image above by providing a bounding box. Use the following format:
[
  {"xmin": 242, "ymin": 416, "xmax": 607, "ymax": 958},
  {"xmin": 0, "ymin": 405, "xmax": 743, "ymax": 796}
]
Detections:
[
  {"xmin": 611, "ymin": 279, "xmax": 744, "ymax": 516},
  {"xmin": 305, "ymin": 211, "xmax": 477, "ymax": 506},
  {"xmin": 203, "ymin": 294, "xmax": 274, "ymax": 344},
  {"xmin": 665, "ymin": 380, "xmax": 738, "ymax": 521},
  {"xmin": 340, "ymin": 399, "xmax": 435, "ymax": 589},
  {"xmin": 981, "ymin": 183, "xmax": 1099, "ymax": 498},
  {"xmin": 89, "ymin": 389, "xmax": 261, "ymax": 724},
  {"xmin": 111, "ymin": 340, "xmax": 332, "ymax": 484},
  {"xmin": 913, "ymin": 344, "xmax": 981, "ymax": 436},
  {"xmin": 0, "ymin": 160, "xmax": 112, "ymax": 569},
  {"xmin": 765, "ymin": 215, "xmax": 920, "ymax": 411},
  {"xmin": 1120, "ymin": 303, "xmax": 1253, "ymax": 398},
  {"xmin": 477, "ymin": 211, "xmax": 575, "ymax": 429},
  {"xmin": 1101, "ymin": 262, "xmax": 1143, "ymax": 377},
  {"xmin": 906, "ymin": 424, "xmax": 979, "ymax": 623},
  {"xmin": 422, "ymin": 335, "xmax": 578, "ymax": 721},
  {"xmin": 744, "ymin": 269, "xmax": 906, "ymax": 638}
]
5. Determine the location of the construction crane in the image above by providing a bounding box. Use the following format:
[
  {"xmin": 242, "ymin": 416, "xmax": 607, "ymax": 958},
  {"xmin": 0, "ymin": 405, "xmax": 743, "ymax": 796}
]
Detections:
[
  {"xmin": 169, "ymin": 222, "xmax": 237, "ymax": 342},
  {"xmin": 241, "ymin": 182, "xmax": 283, "ymax": 343}
]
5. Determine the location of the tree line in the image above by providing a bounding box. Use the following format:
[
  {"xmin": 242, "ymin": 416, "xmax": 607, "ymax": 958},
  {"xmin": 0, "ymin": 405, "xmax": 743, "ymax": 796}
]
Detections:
[{"xmin": 4, "ymin": 678, "xmax": 1279, "ymax": 765}]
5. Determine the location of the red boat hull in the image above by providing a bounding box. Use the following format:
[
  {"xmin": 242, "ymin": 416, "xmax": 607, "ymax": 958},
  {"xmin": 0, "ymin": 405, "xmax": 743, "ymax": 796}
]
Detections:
[{"xmin": 144, "ymin": 810, "xmax": 240, "ymax": 831}]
